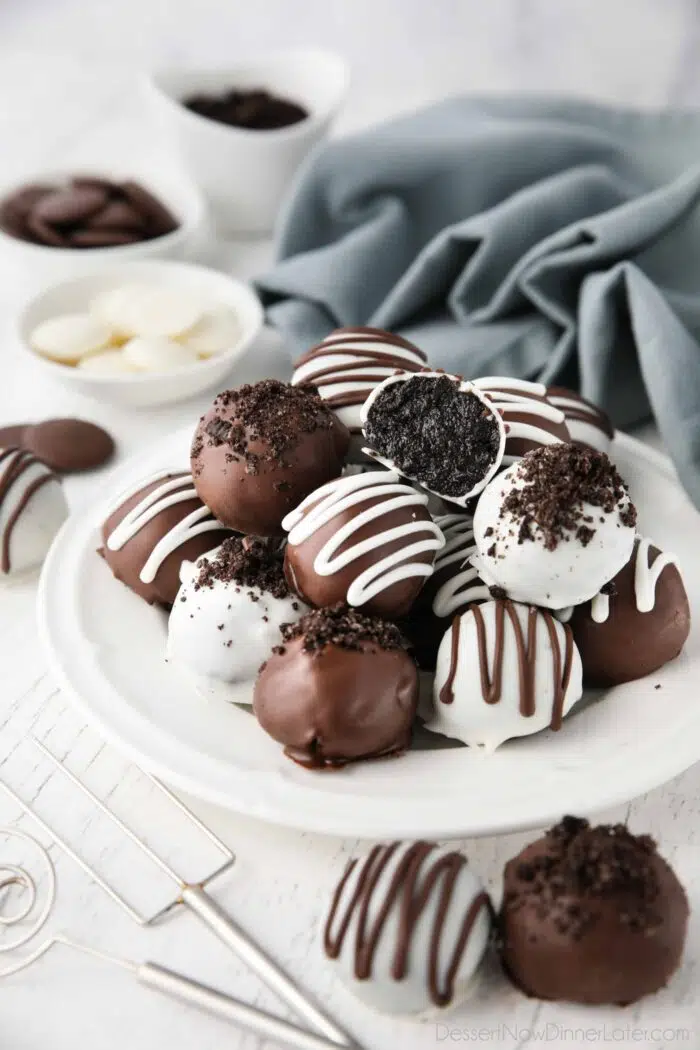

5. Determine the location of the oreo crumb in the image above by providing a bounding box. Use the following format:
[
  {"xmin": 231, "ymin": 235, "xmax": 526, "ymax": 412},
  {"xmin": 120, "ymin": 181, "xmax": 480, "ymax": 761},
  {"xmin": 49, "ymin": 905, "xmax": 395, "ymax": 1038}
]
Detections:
[
  {"xmin": 500, "ymin": 445, "xmax": 636, "ymax": 551},
  {"xmin": 194, "ymin": 536, "xmax": 289, "ymax": 599},
  {"xmin": 276, "ymin": 602, "xmax": 409, "ymax": 656}
]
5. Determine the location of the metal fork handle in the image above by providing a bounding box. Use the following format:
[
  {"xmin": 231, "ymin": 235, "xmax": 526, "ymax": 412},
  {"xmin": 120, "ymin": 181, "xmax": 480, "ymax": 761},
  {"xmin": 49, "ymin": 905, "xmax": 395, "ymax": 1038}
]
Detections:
[
  {"xmin": 139, "ymin": 962, "xmax": 350, "ymax": 1050},
  {"xmin": 181, "ymin": 884, "xmax": 354, "ymax": 1048}
]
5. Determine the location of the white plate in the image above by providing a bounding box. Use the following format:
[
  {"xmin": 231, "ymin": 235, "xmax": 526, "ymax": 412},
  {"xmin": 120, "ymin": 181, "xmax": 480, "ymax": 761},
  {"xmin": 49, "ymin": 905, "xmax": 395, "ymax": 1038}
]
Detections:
[{"xmin": 38, "ymin": 427, "xmax": 700, "ymax": 839}]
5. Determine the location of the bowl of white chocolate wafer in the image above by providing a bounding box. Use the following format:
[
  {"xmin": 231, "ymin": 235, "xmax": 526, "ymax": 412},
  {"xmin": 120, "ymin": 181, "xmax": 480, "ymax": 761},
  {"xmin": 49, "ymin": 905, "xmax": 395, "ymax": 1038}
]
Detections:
[{"xmin": 17, "ymin": 259, "xmax": 264, "ymax": 407}]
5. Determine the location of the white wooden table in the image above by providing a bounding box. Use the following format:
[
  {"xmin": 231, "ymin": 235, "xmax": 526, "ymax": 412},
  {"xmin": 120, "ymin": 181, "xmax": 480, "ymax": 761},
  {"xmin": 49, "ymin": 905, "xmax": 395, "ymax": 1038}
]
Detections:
[{"xmin": 1, "ymin": 5, "xmax": 700, "ymax": 1047}]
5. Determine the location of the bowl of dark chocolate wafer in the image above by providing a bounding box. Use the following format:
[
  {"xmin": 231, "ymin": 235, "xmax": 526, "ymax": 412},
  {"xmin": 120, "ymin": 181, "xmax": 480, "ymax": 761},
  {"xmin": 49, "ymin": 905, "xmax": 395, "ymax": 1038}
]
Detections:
[
  {"xmin": 0, "ymin": 166, "xmax": 206, "ymax": 290},
  {"xmin": 147, "ymin": 49, "xmax": 349, "ymax": 233}
]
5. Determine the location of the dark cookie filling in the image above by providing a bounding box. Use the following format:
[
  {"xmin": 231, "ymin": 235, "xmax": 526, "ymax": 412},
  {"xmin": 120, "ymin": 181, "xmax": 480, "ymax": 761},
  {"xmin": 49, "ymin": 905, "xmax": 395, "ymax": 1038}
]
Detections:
[
  {"xmin": 275, "ymin": 603, "xmax": 408, "ymax": 656},
  {"xmin": 363, "ymin": 374, "xmax": 502, "ymax": 498},
  {"xmin": 500, "ymin": 444, "xmax": 636, "ymax": 550},
  {"xmin": 194, "ymin": 536, "xmax": 289, "ymax": 599}
]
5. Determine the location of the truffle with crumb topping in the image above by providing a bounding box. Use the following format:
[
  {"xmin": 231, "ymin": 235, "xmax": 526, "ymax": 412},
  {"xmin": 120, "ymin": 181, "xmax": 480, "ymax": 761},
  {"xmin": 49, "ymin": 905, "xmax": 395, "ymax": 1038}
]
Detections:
[
  {"xmin": 473, "ymin": 444, "xmax": 637, "ymax": 609},
  {"xmin": 500, "ymin": 816, "xmax": 688, "ymax": 1005},
  {"xmin": 166, "ymin": 535, "xmax": 307, "ymax": 693},
  {"xmin": 253, "ymin": 605, "xmax": 418, "ymax": 768}
]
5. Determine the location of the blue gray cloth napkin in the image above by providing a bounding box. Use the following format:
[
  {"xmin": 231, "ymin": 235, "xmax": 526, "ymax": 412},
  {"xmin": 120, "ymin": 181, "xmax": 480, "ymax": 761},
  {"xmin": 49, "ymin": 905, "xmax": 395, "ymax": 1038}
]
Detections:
[{"xmin": 256, "ymin": 96, "xmax": 700, "ymax": 507}]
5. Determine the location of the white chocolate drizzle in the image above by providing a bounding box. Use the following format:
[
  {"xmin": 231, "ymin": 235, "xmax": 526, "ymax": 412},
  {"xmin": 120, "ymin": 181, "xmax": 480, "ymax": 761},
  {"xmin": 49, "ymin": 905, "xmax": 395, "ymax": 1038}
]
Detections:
[
  {"xmin": 555, "ymin": 538, "xmax": 679, "ymax": 625},
  {"xmin": 282, "ymin": 470, "xmax": 445, "ymax": 607},
  {"xmin": 473, "ymin": 377, "xmax": 567, "ymax": 465},
  {"xmin": 106, "ymin": 471, "xmax": 224, "ymax": 584},
  {"xmin": 432, "ymin": 514, "xmax": 491, "ymax": 618},
  {"xmin": 590, "ymin": 590, "xmax": 610, "ymax": 622}
]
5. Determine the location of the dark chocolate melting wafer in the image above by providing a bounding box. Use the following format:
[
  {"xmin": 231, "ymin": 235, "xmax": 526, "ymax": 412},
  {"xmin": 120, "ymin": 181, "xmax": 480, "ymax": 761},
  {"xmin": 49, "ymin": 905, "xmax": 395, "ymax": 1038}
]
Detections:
[
  {"xmin": 120, "ymin": 181, "xmax": 178, "ymax": 236},
  {"xmin": 87, "ymin": 199, "xmax": 145, "ymax": 232},
  {"xmin": 25, "ymin": 418, "xmax": 115, "ymax": 472},
  {"xmin": 34, "ymin": 186, "xmax": 108, "ymax": 226},
  {"xmin": 70, "ymin": 228, "xmax": 141, "ymax": 248}
]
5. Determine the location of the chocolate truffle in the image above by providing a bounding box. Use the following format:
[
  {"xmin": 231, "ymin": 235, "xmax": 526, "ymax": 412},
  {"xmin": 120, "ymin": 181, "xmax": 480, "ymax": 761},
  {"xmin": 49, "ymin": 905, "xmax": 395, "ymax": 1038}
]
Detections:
[
  {"xmin": 400, "ymin": 513, "xmax": 490, "ymax": 669},
  {"xmin": 561, "ymin": 537, "xmax": 690, "ymax": 686},
  {"xmin": 361, "ymin": 371, "xmax": 505, "ymax": 506},
  {"xmin": 0, "ymin": 447, "xmax": 68, "ymax": 577},
  {"xmin": 292, "ymin": 327, "xmax": 427, "ymax": 434},
  {"xmin": 323, "ymin": 840, "xmax": 491, "ymax": 1015},
  {"xmin": 473, "ymin": 377, "xmax": 570, "ymax": 465},
  {"xmin": 167, "ymin": 536, "xmax": 308, "ymax": 695},
  {"xmin": 283, "ymin": 470, "xmax": 445, "ymax": 619},
  {"xmin": 547, "ymin": 386, "xmax": 615, "ymax": 454},
  {"xmin": 500, "ymin": 816, "xmax": 689, "ymax": 1005},
  {"xmin": 428, "ymin": 599, "xmax": 582, "ymax": 751},
  {"xmin": 101, "ymin": 471, "xmax": 230, "ymax": 606},
  {"xmin": 253, "ymin": 605, "xmax": 418, "ymax": 768},
  {"xmin": 185, "ymin": 87, "xmax": 309, "ymax": 130},
  {"xmin": 473, "ymin": 444, "xmax": 637, "ymax": 609},
  {"xmin": 191, "ymin": 380, "xmax": 350, "ymax": 536}
]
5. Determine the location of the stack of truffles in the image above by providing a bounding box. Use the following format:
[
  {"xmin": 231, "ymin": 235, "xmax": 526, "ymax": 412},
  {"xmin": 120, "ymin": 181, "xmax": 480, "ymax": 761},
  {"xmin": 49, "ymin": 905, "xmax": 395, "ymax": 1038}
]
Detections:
[{"xmin": 99, "ymin": 326, "xmax": 691, "ymax": 766}]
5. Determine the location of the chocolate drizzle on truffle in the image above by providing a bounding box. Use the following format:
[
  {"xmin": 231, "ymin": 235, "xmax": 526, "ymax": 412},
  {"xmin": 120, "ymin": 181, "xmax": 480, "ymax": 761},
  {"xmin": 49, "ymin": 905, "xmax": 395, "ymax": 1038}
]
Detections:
[
  {"xmin": 283, "ymin": 470, "xmax": 444, "ymax": 618},
  {"xmin": 362, "ymin": 372, "xmax": 504, "ymax": 503},
  {"xmin": 292, "ymin": 328, "xmax": 427, "ymax": 431},
  {"xmin": 0, "ymin": 448, "xmax": 57, "ymax": 573},
  {"xmin": 473, "ymin": 378, "xmax": 570, "ymax": 465},
  {"xmin": 500, "ymin": 444, "xmax": 636, "ymax": 550},
  {"xmin": 547, "ymin": 387, "xmax": 615, "ymax": 452},
  {"xmin": 101, "ymin": 471, "xmax": 230, "ymax": 606},
  {"xmin": 439, "ymin": 599, "xmax": 574, "ymax": 731},
  {"xmin": 563, "ymin": 537, "xmax": 691, "ymax": 686},
  {"xmin": 324, "ymin": 841, "xmax": 490, "ymax": 1007}
]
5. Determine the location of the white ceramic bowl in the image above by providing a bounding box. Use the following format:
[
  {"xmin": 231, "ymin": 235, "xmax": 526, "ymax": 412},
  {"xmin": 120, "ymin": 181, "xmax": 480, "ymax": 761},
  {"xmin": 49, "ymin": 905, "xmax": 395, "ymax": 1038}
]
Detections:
[
  {"xmin": 18, "ymin": 260, "xmax": 264, "ymax": 408},
  {"xmin": 0, "ymin": 168, "xmax": 207, "ymax": 295},
  {"xmin": 146, "ymin": 49, "xmax": 349, "ymax": 234}
]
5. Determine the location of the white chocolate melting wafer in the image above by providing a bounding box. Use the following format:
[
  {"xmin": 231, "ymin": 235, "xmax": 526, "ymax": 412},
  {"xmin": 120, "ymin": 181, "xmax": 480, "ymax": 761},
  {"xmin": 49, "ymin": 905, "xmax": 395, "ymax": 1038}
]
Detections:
[{"xmin": 30, "ymin": 313, "xmax": 113, "ymax": 364}]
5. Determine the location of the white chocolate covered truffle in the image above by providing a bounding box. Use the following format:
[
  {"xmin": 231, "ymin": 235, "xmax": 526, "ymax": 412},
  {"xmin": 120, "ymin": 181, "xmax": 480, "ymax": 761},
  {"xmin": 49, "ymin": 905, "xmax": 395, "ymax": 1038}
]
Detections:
[
  {"xmin": 0, "ymin": 448, "xmax": 68, "ymax": 577},
  {"xmin": 427, "ymin": 599, "xmax": 583, "ymax": 751},
  {"xmin": 472, "ymin": 377, "xmax": 570, "ymax": 465},
  {"xmin": 167, "ymin": 536, "xmax": 308, "ymax": 697},
  {"xmin": 323, "ymin": 840, "xmax": 491, "ymax": 1015},
  {"xmin": 473, "ymin": 444, "xmax": 637, "ymax": 609}
]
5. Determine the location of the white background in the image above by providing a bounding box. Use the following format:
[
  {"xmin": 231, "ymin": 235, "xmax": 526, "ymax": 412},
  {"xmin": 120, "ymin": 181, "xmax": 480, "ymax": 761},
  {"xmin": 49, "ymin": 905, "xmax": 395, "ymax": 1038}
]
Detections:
[{"xmin": 0, "ymin": 3, "xmax": 699, "ymax": 1049}]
